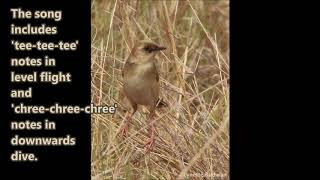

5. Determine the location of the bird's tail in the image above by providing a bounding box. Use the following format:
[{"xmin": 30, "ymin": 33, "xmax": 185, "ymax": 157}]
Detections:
[{"xmin": 156, "ymin": 98, "xmax": 168, "ymax": 108}]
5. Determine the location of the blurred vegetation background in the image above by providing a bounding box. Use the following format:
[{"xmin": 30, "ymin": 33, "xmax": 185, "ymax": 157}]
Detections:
[{"xmin": 91, "ymin": 0, "xmax": 229, "ymax": 179}]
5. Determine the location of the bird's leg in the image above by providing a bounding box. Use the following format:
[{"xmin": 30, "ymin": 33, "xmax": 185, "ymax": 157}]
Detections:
[
  {"xmin": 121, "ymin": 103, "xmax": 137, "ymax": 138},
  {"xmin": 120, "ymin": 111, "xmax": 131, "ymax": 138},
  {"xmin": 144, "ymin": 108, "xmax": 156, "ymax": 152}
]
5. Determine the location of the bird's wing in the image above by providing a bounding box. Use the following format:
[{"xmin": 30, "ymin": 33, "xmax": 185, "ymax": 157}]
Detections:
[{"xmin": 149, "ymin": 63, "xmax": 160, "ymax": 106}]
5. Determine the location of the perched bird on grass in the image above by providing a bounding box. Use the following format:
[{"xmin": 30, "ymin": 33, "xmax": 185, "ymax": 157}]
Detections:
[{"xmin": 121, "ymin": 40, "xmax": 167, "ymax": 152}]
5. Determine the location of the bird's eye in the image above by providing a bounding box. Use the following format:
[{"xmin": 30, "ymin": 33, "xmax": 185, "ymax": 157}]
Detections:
[{"xmin": 143, "ymin": 45, "xmax": 154, "ymax": 53}]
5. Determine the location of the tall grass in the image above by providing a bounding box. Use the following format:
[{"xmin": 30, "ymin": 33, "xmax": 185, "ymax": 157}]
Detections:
[{"xmin": 91, "ymin": 0, "xmax": 229, "ymax": 179}]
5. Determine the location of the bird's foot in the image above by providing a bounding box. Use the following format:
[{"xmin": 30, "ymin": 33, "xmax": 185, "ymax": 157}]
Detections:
[
  {"xmin": 120, "ymin": 123, "xmax": 129, "ymax": 138},
  {"xmin": 144, "ymin": 135, "xmax": 155, "ymax": 152}
]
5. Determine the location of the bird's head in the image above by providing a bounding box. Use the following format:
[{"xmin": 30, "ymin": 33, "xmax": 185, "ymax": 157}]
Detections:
[{"xmin": 129, "ymin": 40, "xmax": 166, "ymax": 64}]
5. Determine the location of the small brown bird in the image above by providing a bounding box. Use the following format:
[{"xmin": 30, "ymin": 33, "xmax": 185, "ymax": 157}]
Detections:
[{"xmin": 121, "ymin": 40, "xmax": 166, "ymax": 151}]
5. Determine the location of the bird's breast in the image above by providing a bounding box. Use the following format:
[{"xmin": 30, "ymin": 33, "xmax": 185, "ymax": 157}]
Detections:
[
  {"xmin": 123, "ymin": 62, "xmax": 159, "ymax": 106},
  {"xmin": 124, "ymin": 61, "xmax": 156, "ymax": 82}
]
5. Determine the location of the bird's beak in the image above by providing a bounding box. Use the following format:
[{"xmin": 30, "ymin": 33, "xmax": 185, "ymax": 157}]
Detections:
[
  {"xmin": 144, "ymin": 43, "xmax": 166, "ymax": 53},
  {"xmin": 155, "ymin": 46, "xmax": 166, "ymax": 51}
]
